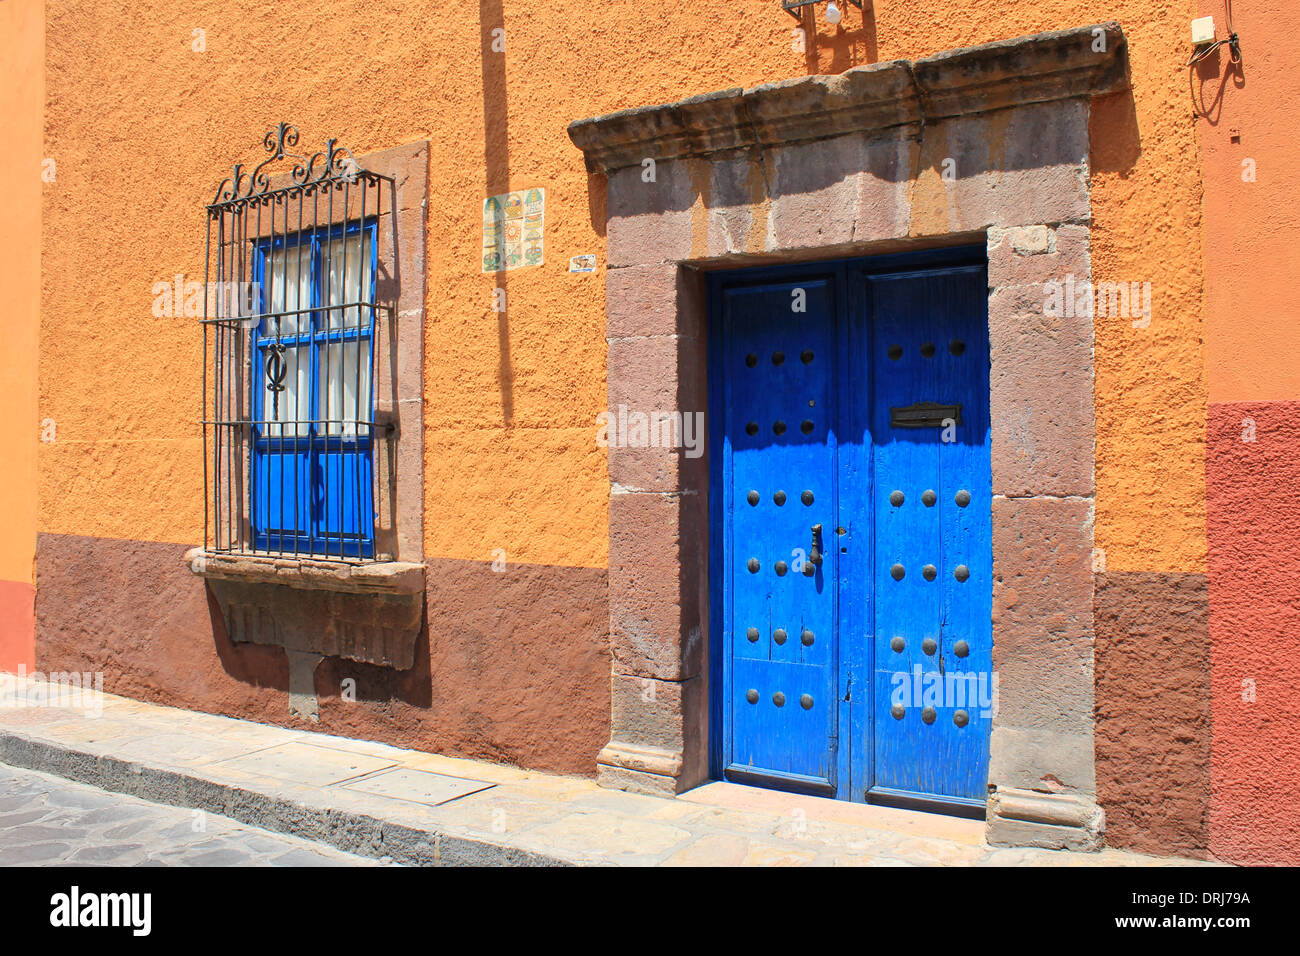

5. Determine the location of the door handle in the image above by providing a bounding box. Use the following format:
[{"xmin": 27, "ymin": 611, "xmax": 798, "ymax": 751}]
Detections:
[{"xmin": 804, "ymin": 524, "xmax": 823, "ymax": 576}]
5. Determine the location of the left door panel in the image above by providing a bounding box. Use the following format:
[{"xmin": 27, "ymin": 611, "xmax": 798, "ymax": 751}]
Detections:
[{"xmin": 718, "ymin": 275, "xmax": 841, "ymax": 796}]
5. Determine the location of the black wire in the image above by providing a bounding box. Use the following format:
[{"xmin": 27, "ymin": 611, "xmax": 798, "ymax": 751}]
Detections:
[{"xmin": 1186, "ymin": 33, "xmax": 1241, "ymax": 68}]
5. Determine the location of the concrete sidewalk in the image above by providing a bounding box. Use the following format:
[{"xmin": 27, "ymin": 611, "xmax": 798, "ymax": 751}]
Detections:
[{"xmin": 0, "ymin": 677, "xmax": 1212, "ymax": 867}]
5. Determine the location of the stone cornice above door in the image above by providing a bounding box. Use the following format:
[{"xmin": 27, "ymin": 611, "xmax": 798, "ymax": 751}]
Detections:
[{"xmin": 568, "ymin": 23, "xmax": 1128, "ymax": 175}]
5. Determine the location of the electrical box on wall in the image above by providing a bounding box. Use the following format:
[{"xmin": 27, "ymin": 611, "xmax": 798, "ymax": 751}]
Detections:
[{"xmin": 1191, "ymin": 16, "xmax": 1216, "ymax": 45}]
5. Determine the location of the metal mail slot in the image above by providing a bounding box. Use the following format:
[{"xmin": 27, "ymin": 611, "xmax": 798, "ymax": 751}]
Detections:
[{"xmin": 889, "ymin": 402, "xmax": 962, "ymax": 429}]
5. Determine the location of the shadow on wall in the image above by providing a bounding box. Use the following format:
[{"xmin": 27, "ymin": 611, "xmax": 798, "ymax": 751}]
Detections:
[
  {"xmin": 1090, "ymin": 89, "xmax": 1142, "ymax": 174},
  {"xmin": 205, "ymin": 586, "xmax": 293, "ymax": 693},
  {"xmin": 481, "ymin": 0, "xmax": 513, "ymax": 426},
  {"xmin": 1190, "ymin": 41, "xmax": 1246, "ymax": 126},
  {"xmin": 799, "ymin": 4, "xmax": 878, "ymax": 75}
]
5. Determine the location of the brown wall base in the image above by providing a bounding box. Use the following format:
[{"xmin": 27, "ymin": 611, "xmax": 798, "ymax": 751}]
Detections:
[
  {"xmin": 35, "ymin": 531, "xmax": 1216, "ymax": 840},
  {"xmin": 1094, "ymin": 570, "xmax": 1211, "ymax": 858},
  {"xmin": 34, "ymin": 533, "xmax": 609, "ymax": 776}
]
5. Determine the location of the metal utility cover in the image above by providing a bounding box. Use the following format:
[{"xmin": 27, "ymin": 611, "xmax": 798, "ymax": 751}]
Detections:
[{"xmin": 343, "ymin": 768, "xmax": 496, "ymax": 807}]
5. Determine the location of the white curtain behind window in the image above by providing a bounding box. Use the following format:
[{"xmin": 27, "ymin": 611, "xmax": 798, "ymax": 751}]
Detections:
[
  {"xmin": 323, "ymin": 233, "xmax": 373, "ymax": 330},
  {"xmin": 264, "ymin": 243, "xmax": 312, "ymax": 335}
]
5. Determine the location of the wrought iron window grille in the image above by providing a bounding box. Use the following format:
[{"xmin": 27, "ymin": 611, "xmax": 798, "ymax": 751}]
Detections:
[{"xmin": 202, "ymin": 123, "xmax": 396, "ymax": 565}]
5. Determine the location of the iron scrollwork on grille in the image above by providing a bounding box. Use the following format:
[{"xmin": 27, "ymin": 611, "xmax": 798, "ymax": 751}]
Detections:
[
  {"xmin": 210, "ymin": 122, "xmax": 367, "ymax": 206},
  {"xmin": 263, "ymin": 343, "xmax": 288, "ymax": 417}
]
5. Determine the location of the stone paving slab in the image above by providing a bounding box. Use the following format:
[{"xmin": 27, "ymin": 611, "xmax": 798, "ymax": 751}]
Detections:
[{"xmin": 0, "ymin": 677, "xmax": 1219, "ymax": 867}]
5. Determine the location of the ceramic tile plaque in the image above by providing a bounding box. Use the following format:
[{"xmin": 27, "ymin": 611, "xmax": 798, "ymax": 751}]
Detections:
[{"xmin": 482, "ymin": 187, "xmax": 544, "ymax": 272}]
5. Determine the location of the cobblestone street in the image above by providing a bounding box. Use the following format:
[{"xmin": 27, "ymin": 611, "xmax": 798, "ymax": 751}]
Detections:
[{"xmin": 0, "ymin": 764, "xmax": 381, "ymax": 867}]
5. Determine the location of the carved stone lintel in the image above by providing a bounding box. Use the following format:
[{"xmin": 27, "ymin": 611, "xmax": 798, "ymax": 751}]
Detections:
[{"xmin": 568, "ymin": 23, "xmax": 1128, "ymax": 174}]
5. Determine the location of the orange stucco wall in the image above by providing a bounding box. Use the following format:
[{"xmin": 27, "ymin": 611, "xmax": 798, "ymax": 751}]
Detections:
[
  {"xmin": 1197, "ymin": 0, "xmax": 1300, "ymax": 866},
  {"xmin": 0, "ymin": 0, "xmax": 42, "ymax": 672},
  {"xmin": 1199, "ymin": 0, "xmax": 1300, "ymax": 406},
  {"xmin": 38, "ymin": 0, "xmax": 1207, "ymax": 577},
  {"xmin": 35, "ymin": 0, "xmax": 1267, "ymax": 849}
]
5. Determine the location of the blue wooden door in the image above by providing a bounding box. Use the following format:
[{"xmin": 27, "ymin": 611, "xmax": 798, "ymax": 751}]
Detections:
[
  {"xmin": 863, "ymin": 260, "xmax": 992, "ymax": 811},
  {"xmin": 711, "ymin": 249, "xmax": 990, "ymax": 813},
  {"xmin": 715, "ymin": 273, "xmax": 842, "ymax": 797}
]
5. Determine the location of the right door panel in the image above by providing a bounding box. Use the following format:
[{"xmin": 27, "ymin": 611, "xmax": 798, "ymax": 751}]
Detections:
[{"xmin": 864, "ymin": 264, "xmax": 992, "ymax": 807}]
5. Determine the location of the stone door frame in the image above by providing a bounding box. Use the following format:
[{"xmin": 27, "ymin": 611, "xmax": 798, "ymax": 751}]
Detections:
[{"xmin": 569, "ymin": 23, "xmax": 1129, "ymax": 849}]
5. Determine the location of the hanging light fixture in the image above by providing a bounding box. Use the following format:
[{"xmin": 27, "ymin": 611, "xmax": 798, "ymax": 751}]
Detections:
[{"xmin": 781, "ymin": 0, "xmax": 863, "ymax": 23}]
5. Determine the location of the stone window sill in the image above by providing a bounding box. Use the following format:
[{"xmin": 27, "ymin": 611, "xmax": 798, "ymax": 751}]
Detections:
[
  {"xmin": 184, "ymin": 548, "xmax": 425, "ymax": 595},
  {"xmin": 184, "ymin": 549, "xmax": 425, "ymax": 670}
]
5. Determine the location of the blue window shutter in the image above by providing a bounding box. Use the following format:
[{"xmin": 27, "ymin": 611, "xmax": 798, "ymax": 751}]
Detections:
[{"xmin": 250, "ymin": 221, "xmax": 375, "ymax": 559}]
